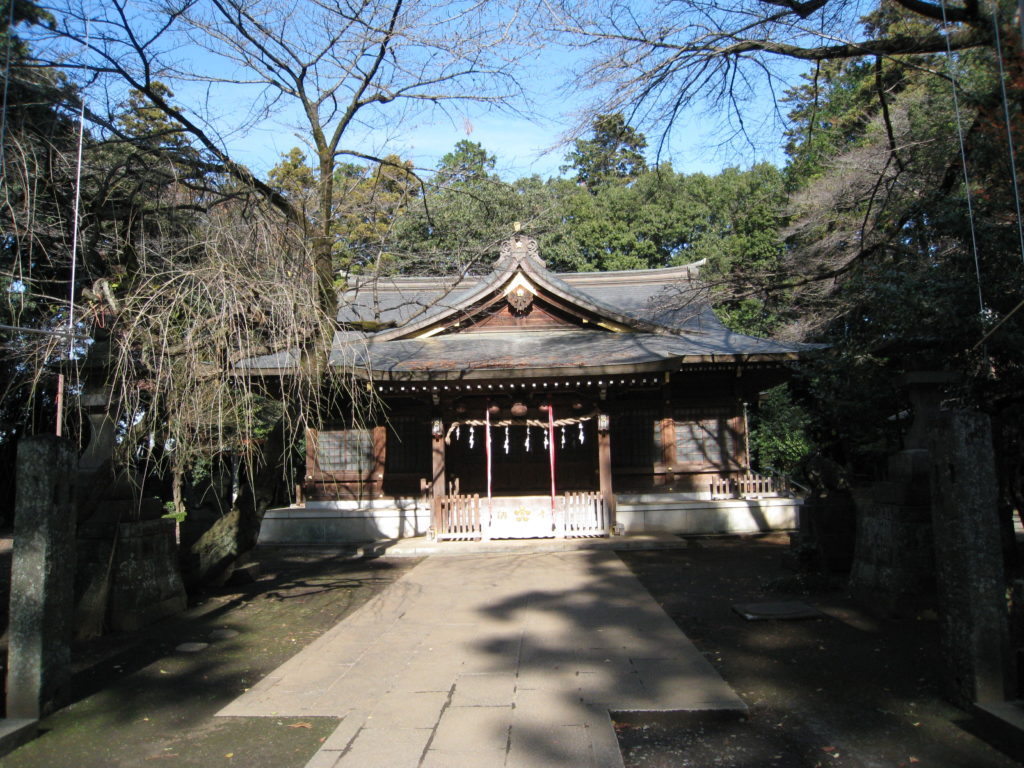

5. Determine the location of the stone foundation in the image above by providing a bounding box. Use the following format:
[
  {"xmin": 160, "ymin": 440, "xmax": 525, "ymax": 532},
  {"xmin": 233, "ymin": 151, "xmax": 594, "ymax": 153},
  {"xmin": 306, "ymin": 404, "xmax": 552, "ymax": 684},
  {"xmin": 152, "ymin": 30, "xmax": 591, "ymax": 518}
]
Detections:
[{"xmin": 258, "ymin": 494, "xmax": 800, "ymax": 545}]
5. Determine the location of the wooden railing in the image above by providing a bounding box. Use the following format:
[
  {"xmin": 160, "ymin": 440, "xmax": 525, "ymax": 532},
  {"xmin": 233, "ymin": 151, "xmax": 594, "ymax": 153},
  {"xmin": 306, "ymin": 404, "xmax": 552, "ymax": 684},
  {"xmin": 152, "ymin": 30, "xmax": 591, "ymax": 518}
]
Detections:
[
  {"xmin": 435, "ymin": 493, "xmax": 482, "ymax": 540},
  {"xmin": 561, "ymin": 491, "xmax": 608, "ymax": 537},
  {"xmin": 710, "ymin": 473, "xmax": 791, "ymax": 499}
]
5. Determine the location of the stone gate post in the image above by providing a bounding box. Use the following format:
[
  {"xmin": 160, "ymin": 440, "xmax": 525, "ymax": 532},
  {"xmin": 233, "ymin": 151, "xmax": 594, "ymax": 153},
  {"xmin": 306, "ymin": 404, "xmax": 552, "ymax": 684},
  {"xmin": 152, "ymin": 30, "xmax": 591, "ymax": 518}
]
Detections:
[
  {"xmin": 929, "ymin": 409, "xmax": 1014, "ymax": 705},
  {"xmin": 6, "ymin": 435, "xmax": 77, "ymax": 719}
]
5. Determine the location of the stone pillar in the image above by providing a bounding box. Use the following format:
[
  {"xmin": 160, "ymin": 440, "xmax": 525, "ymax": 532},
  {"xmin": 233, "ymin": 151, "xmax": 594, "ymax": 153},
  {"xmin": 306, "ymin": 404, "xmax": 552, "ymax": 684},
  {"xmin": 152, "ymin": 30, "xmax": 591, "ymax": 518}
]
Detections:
[
  {"xmin": 848, "ymin": 451, "xmax": 933, "ymax": 614},
  {"xmin": 847, "ymin": 371, "xmax": 959, "ymax": 615},
  {"xmin": 929, "ymin": 410, "xmax": 1014, "ymax": 705},
  {"xmin": 7, "ymin": 436, "xmax": 77, "ymax": 719},
  {"xmin": 77, "ymin": 385, "xmax": 116, "ymax": 475}
]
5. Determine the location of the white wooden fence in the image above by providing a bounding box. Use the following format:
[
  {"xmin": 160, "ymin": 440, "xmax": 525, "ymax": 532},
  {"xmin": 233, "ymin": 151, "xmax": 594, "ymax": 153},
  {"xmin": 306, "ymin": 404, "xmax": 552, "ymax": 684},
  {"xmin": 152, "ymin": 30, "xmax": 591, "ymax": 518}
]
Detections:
[
  {"xmin": 560, "ymin": 491, "xmax": 609, "ymax": 537},
  {"xmin": 431, "ymin": 491, "xmax": 609, "ymax": 540},
  {"xmin": 709, "ymin": 472, "xmax": 791, "ymax": 499},
  {"xmin": 435, "ymin": 493, "xmax": 482, "ymax": 540}
]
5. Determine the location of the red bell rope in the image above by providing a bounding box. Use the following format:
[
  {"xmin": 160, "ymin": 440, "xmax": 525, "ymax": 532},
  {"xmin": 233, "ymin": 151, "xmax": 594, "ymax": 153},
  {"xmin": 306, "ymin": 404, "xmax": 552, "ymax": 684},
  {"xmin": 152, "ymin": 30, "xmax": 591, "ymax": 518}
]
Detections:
[
  {"xmin": 485, "ymin": 407, "xmax": 492, "ymax": 502},
  {"xmin": 548, "ymin": 403, "xmax": 556, "ymax": 512}
]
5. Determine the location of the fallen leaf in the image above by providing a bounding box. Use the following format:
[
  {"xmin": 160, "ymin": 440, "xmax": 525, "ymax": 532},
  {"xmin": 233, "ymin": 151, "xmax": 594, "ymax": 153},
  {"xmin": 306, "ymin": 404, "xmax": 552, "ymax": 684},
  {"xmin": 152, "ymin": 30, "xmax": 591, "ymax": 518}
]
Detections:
[
  {"xmin": 820, "ymin": 747, "xmax": 836, "ymax": 752},
  {"xmin": 225, "ymin": 754, "xmax": 233, "ymax": 759},
  {"xmin": 287, "ymin": 722, "xmax": 313, "ymax": 729},
  {"xmin": 909, "ymin": 759, "xmax": 919, "ymax": 764}
]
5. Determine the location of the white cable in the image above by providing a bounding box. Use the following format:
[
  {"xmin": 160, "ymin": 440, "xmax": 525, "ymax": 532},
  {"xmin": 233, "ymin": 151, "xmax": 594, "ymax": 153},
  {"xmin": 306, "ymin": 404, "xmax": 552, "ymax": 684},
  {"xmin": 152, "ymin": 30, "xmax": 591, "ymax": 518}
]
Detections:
[
  {"xmin": 939, "ymin": 0, "xmax": 985, "ymax": 314},
  {"xmin": 67, "ymin": 22, "xmax": 90, "ymax": 356}
]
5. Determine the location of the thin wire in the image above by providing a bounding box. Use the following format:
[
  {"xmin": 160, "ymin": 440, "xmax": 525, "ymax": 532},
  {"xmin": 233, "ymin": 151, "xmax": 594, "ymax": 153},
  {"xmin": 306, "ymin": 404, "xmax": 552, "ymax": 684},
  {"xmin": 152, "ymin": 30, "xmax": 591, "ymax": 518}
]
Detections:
[
  {"xmin": 991, "ymin": 7, "xmax": 1024, "ymax": 267},
  {"xmin": 939, "ymin": 0, "xmax": 985, "ymax": 314},
  {"xmin": 67, "ymin": 21, "xmax": 89, "ymax": 357},
  {"xmin": 0, "ymin": 0, "xmax": 16, "ymax": 189}
]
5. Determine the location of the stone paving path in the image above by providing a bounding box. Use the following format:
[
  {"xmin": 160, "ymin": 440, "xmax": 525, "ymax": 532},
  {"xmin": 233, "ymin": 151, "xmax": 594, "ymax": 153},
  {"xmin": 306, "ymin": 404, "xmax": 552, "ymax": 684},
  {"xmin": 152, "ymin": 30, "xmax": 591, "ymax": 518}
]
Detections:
[{"xmin": 218, "ymin": 549, "xmax": 744, "ymax": 767}]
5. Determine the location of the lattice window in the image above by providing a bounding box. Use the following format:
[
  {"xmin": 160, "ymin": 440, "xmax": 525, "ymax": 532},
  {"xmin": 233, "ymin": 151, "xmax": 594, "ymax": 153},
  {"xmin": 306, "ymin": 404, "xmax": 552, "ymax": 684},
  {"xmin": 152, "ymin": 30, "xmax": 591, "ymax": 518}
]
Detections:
[
  {"xmin": 673, "ymin": 409, "xmax": 739, "ymax": 469},
  {"xmin": 316, "ymin": 428, "xmax": 375, "ymax": 473},
  {"xmin": 611, "ymin": 407, "xmax": 660, "ymax": 467}
]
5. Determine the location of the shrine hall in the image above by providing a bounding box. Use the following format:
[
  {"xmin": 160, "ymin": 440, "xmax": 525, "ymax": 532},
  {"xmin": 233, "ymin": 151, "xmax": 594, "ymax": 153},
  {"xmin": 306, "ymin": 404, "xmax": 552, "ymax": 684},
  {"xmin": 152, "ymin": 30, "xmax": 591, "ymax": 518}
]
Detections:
[{"xmin": 256, "ymin": 233, "xmax": 811, "ymax": 544}]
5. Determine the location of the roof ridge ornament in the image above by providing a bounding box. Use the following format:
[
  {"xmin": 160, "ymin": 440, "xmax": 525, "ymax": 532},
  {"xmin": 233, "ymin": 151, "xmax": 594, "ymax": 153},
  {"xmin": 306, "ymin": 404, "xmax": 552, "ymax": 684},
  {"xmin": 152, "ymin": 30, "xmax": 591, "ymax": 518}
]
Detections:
[{"xmin": 499, "ymin": 231, "xmax": 541, "ymax": 266}]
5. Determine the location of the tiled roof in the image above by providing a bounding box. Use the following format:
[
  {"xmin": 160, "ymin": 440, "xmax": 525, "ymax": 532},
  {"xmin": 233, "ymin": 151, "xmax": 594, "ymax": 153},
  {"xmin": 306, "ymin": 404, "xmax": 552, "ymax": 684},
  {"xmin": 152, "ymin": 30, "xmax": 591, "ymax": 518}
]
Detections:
[
  {"xmin": 240, "ymin": 236, "xmax": 816, "ymax": 375},
  {"xmin": 331, "ymin": 329, "xmax": 805, "ymax": 380}
]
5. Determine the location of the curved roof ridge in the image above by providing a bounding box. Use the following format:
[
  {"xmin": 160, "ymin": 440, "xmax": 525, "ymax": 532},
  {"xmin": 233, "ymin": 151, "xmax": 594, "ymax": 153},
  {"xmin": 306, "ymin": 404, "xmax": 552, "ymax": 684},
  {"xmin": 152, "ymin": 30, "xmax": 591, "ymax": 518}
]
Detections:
[
  {"xmin": 514, "ymin": 247, "xmax": 697, "ymax": 337},
  {"xmin": 368, "ymin": 235, "xmax": 698, "ymax": 341},
  {"xmin": 560, "ymin": 259, "xmax": 706, "ymax": 285}
]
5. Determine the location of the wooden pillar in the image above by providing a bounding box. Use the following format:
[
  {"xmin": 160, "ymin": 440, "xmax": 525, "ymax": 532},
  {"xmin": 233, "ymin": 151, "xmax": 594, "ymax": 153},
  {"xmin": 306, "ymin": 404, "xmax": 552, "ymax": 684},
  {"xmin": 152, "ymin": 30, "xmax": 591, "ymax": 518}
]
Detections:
[
  {"xmin": 661, "ymin": 377, "xmax": 675, "ymax": 487},
  {"xmin": 304, "ymin": 427, "xmax": 317, "ymax": 498},
  {"xmin": 431, "ymin": 418, "xmax": 446, "ymax": 533},
  {"xmin": 597, "ymin": 413, "xmax": 615, "ymax": 531},
  {"xmin": 371, "ymin": 425, "xmax": 386, "ymax": 501}
]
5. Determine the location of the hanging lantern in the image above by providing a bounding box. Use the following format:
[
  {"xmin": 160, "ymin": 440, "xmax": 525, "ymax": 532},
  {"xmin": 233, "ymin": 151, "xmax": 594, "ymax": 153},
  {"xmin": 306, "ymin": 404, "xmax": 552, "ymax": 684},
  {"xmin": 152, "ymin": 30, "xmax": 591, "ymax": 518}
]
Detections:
[
  {"xmin": 511, "ymin": 401, "xmax": 528, "ymax": 418},
  {"xmin": 431, "ymin": 419, "xmax": 444, "ymax": 438}
]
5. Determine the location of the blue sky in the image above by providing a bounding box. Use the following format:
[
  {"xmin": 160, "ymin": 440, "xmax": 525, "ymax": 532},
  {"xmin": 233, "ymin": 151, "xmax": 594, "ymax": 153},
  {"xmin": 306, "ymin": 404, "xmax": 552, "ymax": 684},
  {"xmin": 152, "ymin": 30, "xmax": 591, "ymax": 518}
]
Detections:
[
  {"xmin": 168, "ymin": 32, "xmax": 789, "ymax": 183},
  {"xmin": 220, "ymin": 78, "xmax": 786, "ymax": 182},
  {"xmin": 55, "ymin": 1, "xmax": 791, "ymax": 182},
  {"xmin": 221, "ymin": 89, "xmax": 788, "ymax": 182}
]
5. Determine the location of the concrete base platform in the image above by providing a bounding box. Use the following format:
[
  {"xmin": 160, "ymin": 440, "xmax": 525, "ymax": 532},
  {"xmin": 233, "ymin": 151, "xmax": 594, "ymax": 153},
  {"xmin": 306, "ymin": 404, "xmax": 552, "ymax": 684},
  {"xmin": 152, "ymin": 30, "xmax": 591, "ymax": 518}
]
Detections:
[
  {"xmin": 259, "ymin": 495, "xmax": 803, "ymax": 546},
  {"xmin": 219, "ymin": 549, "xmax": 744, "ymax": 768},
  {"xmin": 0, "ymin": 719, "xmax": 37, "ymax": 759}
]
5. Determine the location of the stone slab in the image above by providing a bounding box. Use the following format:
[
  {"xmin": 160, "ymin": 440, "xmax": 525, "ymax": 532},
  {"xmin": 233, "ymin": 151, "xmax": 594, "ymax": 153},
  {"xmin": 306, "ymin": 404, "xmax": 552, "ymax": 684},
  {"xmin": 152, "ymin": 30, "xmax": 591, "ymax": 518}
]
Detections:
[
  {"xmin": 339, "ymin": 726, "xmax": 433, "ymax": 768},
  {"xmin": 0, "ymin": 719, "xmax": 38, "ymax": 759},
  {"xmin": 450, "ymin": 673, "xmax": 517, "ymax": 707},
  {"xmin": 216, "ymin": 550, "xmax": 744, "ymax": 768}
]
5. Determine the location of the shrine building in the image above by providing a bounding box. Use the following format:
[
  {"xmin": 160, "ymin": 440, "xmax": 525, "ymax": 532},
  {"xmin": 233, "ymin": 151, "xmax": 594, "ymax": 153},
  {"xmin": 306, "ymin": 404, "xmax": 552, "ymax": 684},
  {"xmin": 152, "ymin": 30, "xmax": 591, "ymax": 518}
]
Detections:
[{"xmin": 258, "ymin": 233, "xmax": 810, "ymax": 544}]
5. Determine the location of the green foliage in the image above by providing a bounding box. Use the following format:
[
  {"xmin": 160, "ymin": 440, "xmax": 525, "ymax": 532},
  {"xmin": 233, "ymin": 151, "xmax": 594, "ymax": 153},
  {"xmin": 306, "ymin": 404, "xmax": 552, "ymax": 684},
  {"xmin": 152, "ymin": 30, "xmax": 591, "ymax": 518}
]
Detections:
[
  {"xmin": 436, "ymin": 140, "xmax": 497, "ymax": 185},
  {"xmin": 750, "ymin": 385, "xmax": 814, "ymax": 478},
  {"xmin": 775, "ymin": 1, "xmax": 1024, "ymax": 491},
  {"xmin": 562, "ymin": 112, "xmax": 648, "ymax": 190},
  {"xmin": 162, "ymin": 500, "xmax": 187, "ymax": 523},
  {"xmin": 268, "ymin": 149, "xmax": 420, "ymax": 273},
  {"xmin": 390, "ymin": 143, "xmax": 566, "ymax": 274}
]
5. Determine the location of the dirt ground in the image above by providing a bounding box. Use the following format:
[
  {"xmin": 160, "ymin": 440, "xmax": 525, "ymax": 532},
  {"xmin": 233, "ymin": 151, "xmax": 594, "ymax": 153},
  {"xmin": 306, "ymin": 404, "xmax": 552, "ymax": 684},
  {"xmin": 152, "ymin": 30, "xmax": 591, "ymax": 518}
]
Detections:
[
  {"xmin": 615, "ymin": 536, "xmax": 1022, "ymax": 768},
  {"xmin": 0, "ymin": 546, "xmax": 420, "ymax": 768},
  {"xmin": 0, "ymin": 536, "xmax": 1021, "ymax": 767}
]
